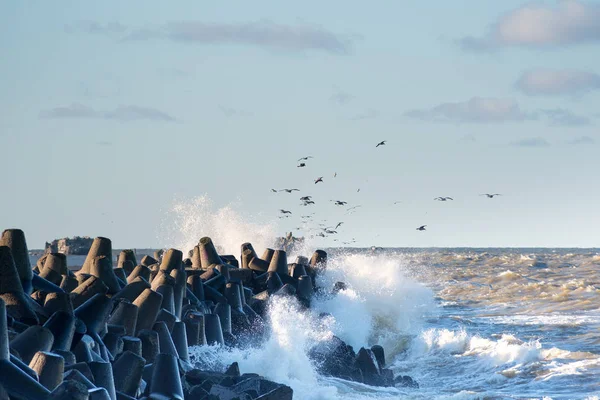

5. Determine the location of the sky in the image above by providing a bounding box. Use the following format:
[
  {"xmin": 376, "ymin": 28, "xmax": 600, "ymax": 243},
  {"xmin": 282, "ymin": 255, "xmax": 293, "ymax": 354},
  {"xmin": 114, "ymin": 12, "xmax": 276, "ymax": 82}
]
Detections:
[{"xmin": 1, "ymin": 0, "xmax": 600, "ymax": 249}]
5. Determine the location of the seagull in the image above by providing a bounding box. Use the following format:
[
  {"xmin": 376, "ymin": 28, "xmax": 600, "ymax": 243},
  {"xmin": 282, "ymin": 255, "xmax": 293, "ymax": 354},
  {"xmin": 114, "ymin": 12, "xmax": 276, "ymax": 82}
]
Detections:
[
  {"xmin": 281, "ymin": 189, "xmax": 300, "ymax": 193},
  {"xmin": 301, "ymin": 200, "xmax": 315, "ymax": 206},
  {"xmin": 434, "ymin": 197, "xmax": 453, "ymax": 201},
  {"xmin": 324, "ymin": 229, "xmax": 338, "ymax": 234},
  {"xmin": 376, "ymin": 140, "xmax": 386, "ymax": 148},
  {"xmin": 315, "ymin": 177, "xmax": 324, "ymax": 184},
  {"xmin": 298, "ymin": 156, "xmax": 313, "ymax": 161},
  {"xmin": 416, "ymin": 225, "xmax": 427, "ymax": 231},
  {"xmin": 335, "ymin": 222, "xmax": 343, "ymax": 229},
  {"xmin": 332, "ymin": 200, "xmax": 347, "ymax": 206},
  {"xmin": 480, "ymin": 193, "xmax": 502, "ymax": 198},
  {"xmin": 280, "ymin": 209, "xmax": 292, "ymax": 214},
  {"xmin": 393, "ymin": 201, "xmax": 402, "ymax": 205},
  {"xmin": 334, "ymin": 172, "xmax": 337, "ymax": 178},
  {"xmin": 300, "ymin": 196, "xmax": 312, "ymax": 201},
  {"xmin": 271, "ymin": 189, "xmax": 278, "ymax": 193},
  {"xmin": 357, "ymin": 188, "xmax": 361, "ymax": 192},
  {"xmin": 297, "ymin": 163, "xmax": 306, "ymax": 168},
  {"xmin": 346, "ymin": 205, "xmax": 361, "ymax": 212}
]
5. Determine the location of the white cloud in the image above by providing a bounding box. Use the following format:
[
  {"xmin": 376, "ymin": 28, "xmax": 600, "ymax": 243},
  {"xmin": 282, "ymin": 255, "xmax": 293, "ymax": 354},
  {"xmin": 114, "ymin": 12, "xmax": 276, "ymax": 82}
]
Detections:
[
  {"xmin": 104, "ymin": 105, "xmax": 175, "ymax": 122},
  {"xmin": 568, "ymin": 136, "xmax": 595, "ymax": 145},
  {"xmin": 123, "ymin": 20, "xmax": 353, "ymax": 54},
  {"xmin": 460, "ymin": 1, "xmax": 600, "ymax": 50},
  {"xmin": 516, "ymin": 69, "xmax": 600, "ymax": 96},
  {"xmin": 542, "ymin": 108, "xmax": 591, "ymax": 127},
  {"xmin": 404, "ymin": 97, "xmax": 533, "ymax": 124},
  {"xmin": 510, "ymin": 137, "xmax": 551, "ymax": 147},
  {"xmin": 39, "ymin": 103, "xmax": 176, "ymax": 122}
]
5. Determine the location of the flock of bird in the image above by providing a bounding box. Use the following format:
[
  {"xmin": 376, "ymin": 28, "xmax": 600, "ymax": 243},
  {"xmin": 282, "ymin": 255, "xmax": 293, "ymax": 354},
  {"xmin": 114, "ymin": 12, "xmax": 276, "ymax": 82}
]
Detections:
[{"xmin": 270, "ymin": 140, "xmax": 502, "ymax": 243}]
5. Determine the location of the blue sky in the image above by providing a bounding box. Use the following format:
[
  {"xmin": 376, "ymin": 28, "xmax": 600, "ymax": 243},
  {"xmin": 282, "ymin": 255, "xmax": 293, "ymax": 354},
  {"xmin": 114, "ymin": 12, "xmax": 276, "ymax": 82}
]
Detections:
[{"xmin": 1, "ymin": 1, "xmax": 599, "ymax": 249}]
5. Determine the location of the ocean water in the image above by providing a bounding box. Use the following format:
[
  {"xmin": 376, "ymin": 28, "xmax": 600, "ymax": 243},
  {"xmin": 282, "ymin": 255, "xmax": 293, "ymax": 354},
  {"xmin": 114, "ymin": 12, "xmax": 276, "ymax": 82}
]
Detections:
[{"xmin": 186, "ymin": 248, "xmax": 600, "ymax": 400}]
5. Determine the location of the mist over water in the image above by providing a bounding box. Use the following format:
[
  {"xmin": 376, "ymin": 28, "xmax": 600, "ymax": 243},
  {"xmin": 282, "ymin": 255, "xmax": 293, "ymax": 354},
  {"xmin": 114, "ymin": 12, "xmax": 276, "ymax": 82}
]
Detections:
[{"xmin": 166, "ymin": 197, "xmax": 600, "ymax": 399}]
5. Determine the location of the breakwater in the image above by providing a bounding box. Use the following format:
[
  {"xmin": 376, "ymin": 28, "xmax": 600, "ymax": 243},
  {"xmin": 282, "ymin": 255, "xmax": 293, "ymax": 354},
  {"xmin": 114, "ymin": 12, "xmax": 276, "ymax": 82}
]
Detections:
[{"xmin": 0, "ymin": 229, "xmax": 408, "ymax": 399}]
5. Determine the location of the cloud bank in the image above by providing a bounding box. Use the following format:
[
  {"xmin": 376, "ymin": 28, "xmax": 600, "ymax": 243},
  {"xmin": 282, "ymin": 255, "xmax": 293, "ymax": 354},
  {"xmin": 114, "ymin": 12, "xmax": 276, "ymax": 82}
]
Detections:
[
  {"xmin": 516, "ymin": 69, "xmax": 600, "ymax": 96},
  {"xmin": 68, "ymin": 19, "xmax": 353, "ymax": 54},
  {"xmin": 510, "ymin": 137, "xmax": 551, "ymax": 147},
  {"xmin": 460, "ymin": 0, "xmax": 600, "ymax": 50},
  {"xmin": 568, "ymin": 136, "xmax": 595, "ymax": 145},
  {"xmin": 542, "ymin": 108, "xmax": 591, "ymax": 127},
  {"xmin": 39, "ymin": 103, "xmax": 176, "ymax": 122},
  {"xmin": 404, "ymin": 97, "xmax": 533, "ymax": 123}
]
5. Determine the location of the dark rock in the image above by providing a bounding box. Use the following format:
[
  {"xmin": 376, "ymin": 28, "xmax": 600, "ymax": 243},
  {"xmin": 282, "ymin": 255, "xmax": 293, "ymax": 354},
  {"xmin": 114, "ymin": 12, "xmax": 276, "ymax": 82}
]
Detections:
[
  {"xmin": 185, "ymin": 369, "xmax": 227, "ymax": 386},
  {"xmin": 210, "ymin": 384, "xmax": 252, "ymax": 400},
  {"xmin": 255, "ymin": 384, "xmax": 293, "ymax": 400},
  {"xmin": 186, "ymin": 384, "xmax": 209, "ymax": 399},
  {"xmin": 394, "ymin": 374, "xmax": 419, "ymax": 388},
  {"xmin": 370, "ymin": 345, "xmax": 385, "ymax": 369},
  {"xmin": 308, "ymin": 336, "xmax": 361, "ymax": 382},
  {"xmin": 225, "ymin": 361, "xmax": 240, "ymax": 377},
  {"xmin": 355, "ymin": 347, "xmax": 380, "ymax": 382}
]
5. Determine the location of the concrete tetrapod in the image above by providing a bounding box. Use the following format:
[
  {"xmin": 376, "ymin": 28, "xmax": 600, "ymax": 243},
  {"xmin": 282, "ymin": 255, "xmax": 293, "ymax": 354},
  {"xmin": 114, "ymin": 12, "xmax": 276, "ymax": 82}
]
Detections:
[
  {"xmin": 0, "ymin": 229, "xmax": 33, "ymax": 295},
  {"xmin": 81, "ymin": 237, "xmax": 113, "ymax": 275},
  {"xmin": 29, "ymin": 350, "xmax": 65, "ymax": 391},
  {"xmin": 0, "ymin": 246, "xmax": 39, "ymax": 324},
  {"xmin": 148, "ymin": 353, "xmax": 184, "ymax": 400},
  {"xmin": 0, "ymin": 298, "xmax": 51, "ymax": 399}
]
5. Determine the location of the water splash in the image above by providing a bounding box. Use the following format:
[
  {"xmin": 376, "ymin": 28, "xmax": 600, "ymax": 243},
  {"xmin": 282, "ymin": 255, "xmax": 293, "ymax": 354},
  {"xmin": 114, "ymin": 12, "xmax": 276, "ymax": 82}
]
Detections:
[
  {"xmin": 188, "ymin": 250, "xmax": 435, "ymax": 399},
  {"xmin": 313, "ymin": 252, "xmax": 435, "ymax": 357},
  {"xmin": 158, "ymin": 195, "xmax": 277, "ymax": 256}
]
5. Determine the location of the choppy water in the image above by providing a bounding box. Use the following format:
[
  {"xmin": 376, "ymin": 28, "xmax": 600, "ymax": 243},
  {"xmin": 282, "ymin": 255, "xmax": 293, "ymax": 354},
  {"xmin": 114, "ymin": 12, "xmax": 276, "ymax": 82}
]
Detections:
[{"xmin": 188, "ymin": 248, "xmax": 600, "ymax": 400}]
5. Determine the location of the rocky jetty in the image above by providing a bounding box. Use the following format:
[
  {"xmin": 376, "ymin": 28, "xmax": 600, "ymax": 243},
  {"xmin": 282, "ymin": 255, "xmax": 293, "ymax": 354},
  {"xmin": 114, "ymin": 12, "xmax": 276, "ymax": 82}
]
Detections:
[
  {"xmin": 44, "ymin": 237, "xmax": 94, "ymax": 255},
  {"xmin": 0, "ymin": 228, "xmax": 412, "ymax": 399}
]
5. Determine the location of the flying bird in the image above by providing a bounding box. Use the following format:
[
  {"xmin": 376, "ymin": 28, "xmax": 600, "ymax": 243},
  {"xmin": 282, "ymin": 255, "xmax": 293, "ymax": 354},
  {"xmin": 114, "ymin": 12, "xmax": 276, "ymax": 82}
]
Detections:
[
  {"xmin": 434, "ymin": 197, "xmax": 453, "ymax": 201},
  {"xmin": 416, "ymin": 225, "xmax": 427, "ymax": 231},
  {"xmin": 297, "ymin": 163, "xmax": 306, "ymax": 168},
  {"xmin": 298, "ymin": 156, "xmax": 313, "ymax": 161},
  {"xmin": 332, "ymin": 200, "xmax": 347, "ymax": 206},
  {"xmin": 315, "ymin": 177, "xmax": 323, "ymax": 184},
  {"xmin": 280, "ymin": 209, "xmax": 292, "ymax": 214},
  {"xmin": 334, "ymin": 172, "xmax": 337, "ymax": 178},
  {"xmin": 300, "ymin": 196, "xmax": 312, "ymax": 201},
  {"xmin": 271, "ymin": 189, "xmax": 278, "ymax": 193},
  {"xmin": 480, "ymin": 193, "xmax": 502, "ymax": 198},
  {"xmin": 376, "ymin": 140, "xmax": 386, "ymax": 148},
  {"xmin": 346, "ymin": 205, "xmax": 361, "ymax": 212},
  {"xmin": 281, "ymin": 189, "xmax": 300, "ymax": 193},
  {"xmin": 301, "ymin": 200, "xmax": 315, "ymax": 206},
  {"xmin": 335, "ymin": 222, "xmax": 343, "ymax": 229},
  {"xmin": 357, "ymin": 188, "xmax": 361, "ymax": 193},
  {"xmin": 393, "ymin": 201, "xmax": 402, "ymax": 205}
]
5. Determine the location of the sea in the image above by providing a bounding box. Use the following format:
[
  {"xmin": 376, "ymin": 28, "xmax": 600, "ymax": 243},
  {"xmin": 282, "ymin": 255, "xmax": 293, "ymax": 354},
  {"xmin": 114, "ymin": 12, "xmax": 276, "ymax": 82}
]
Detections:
[{"xmin": 32, "ymin": 247, "xmax": 600, "ymax": 399}]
